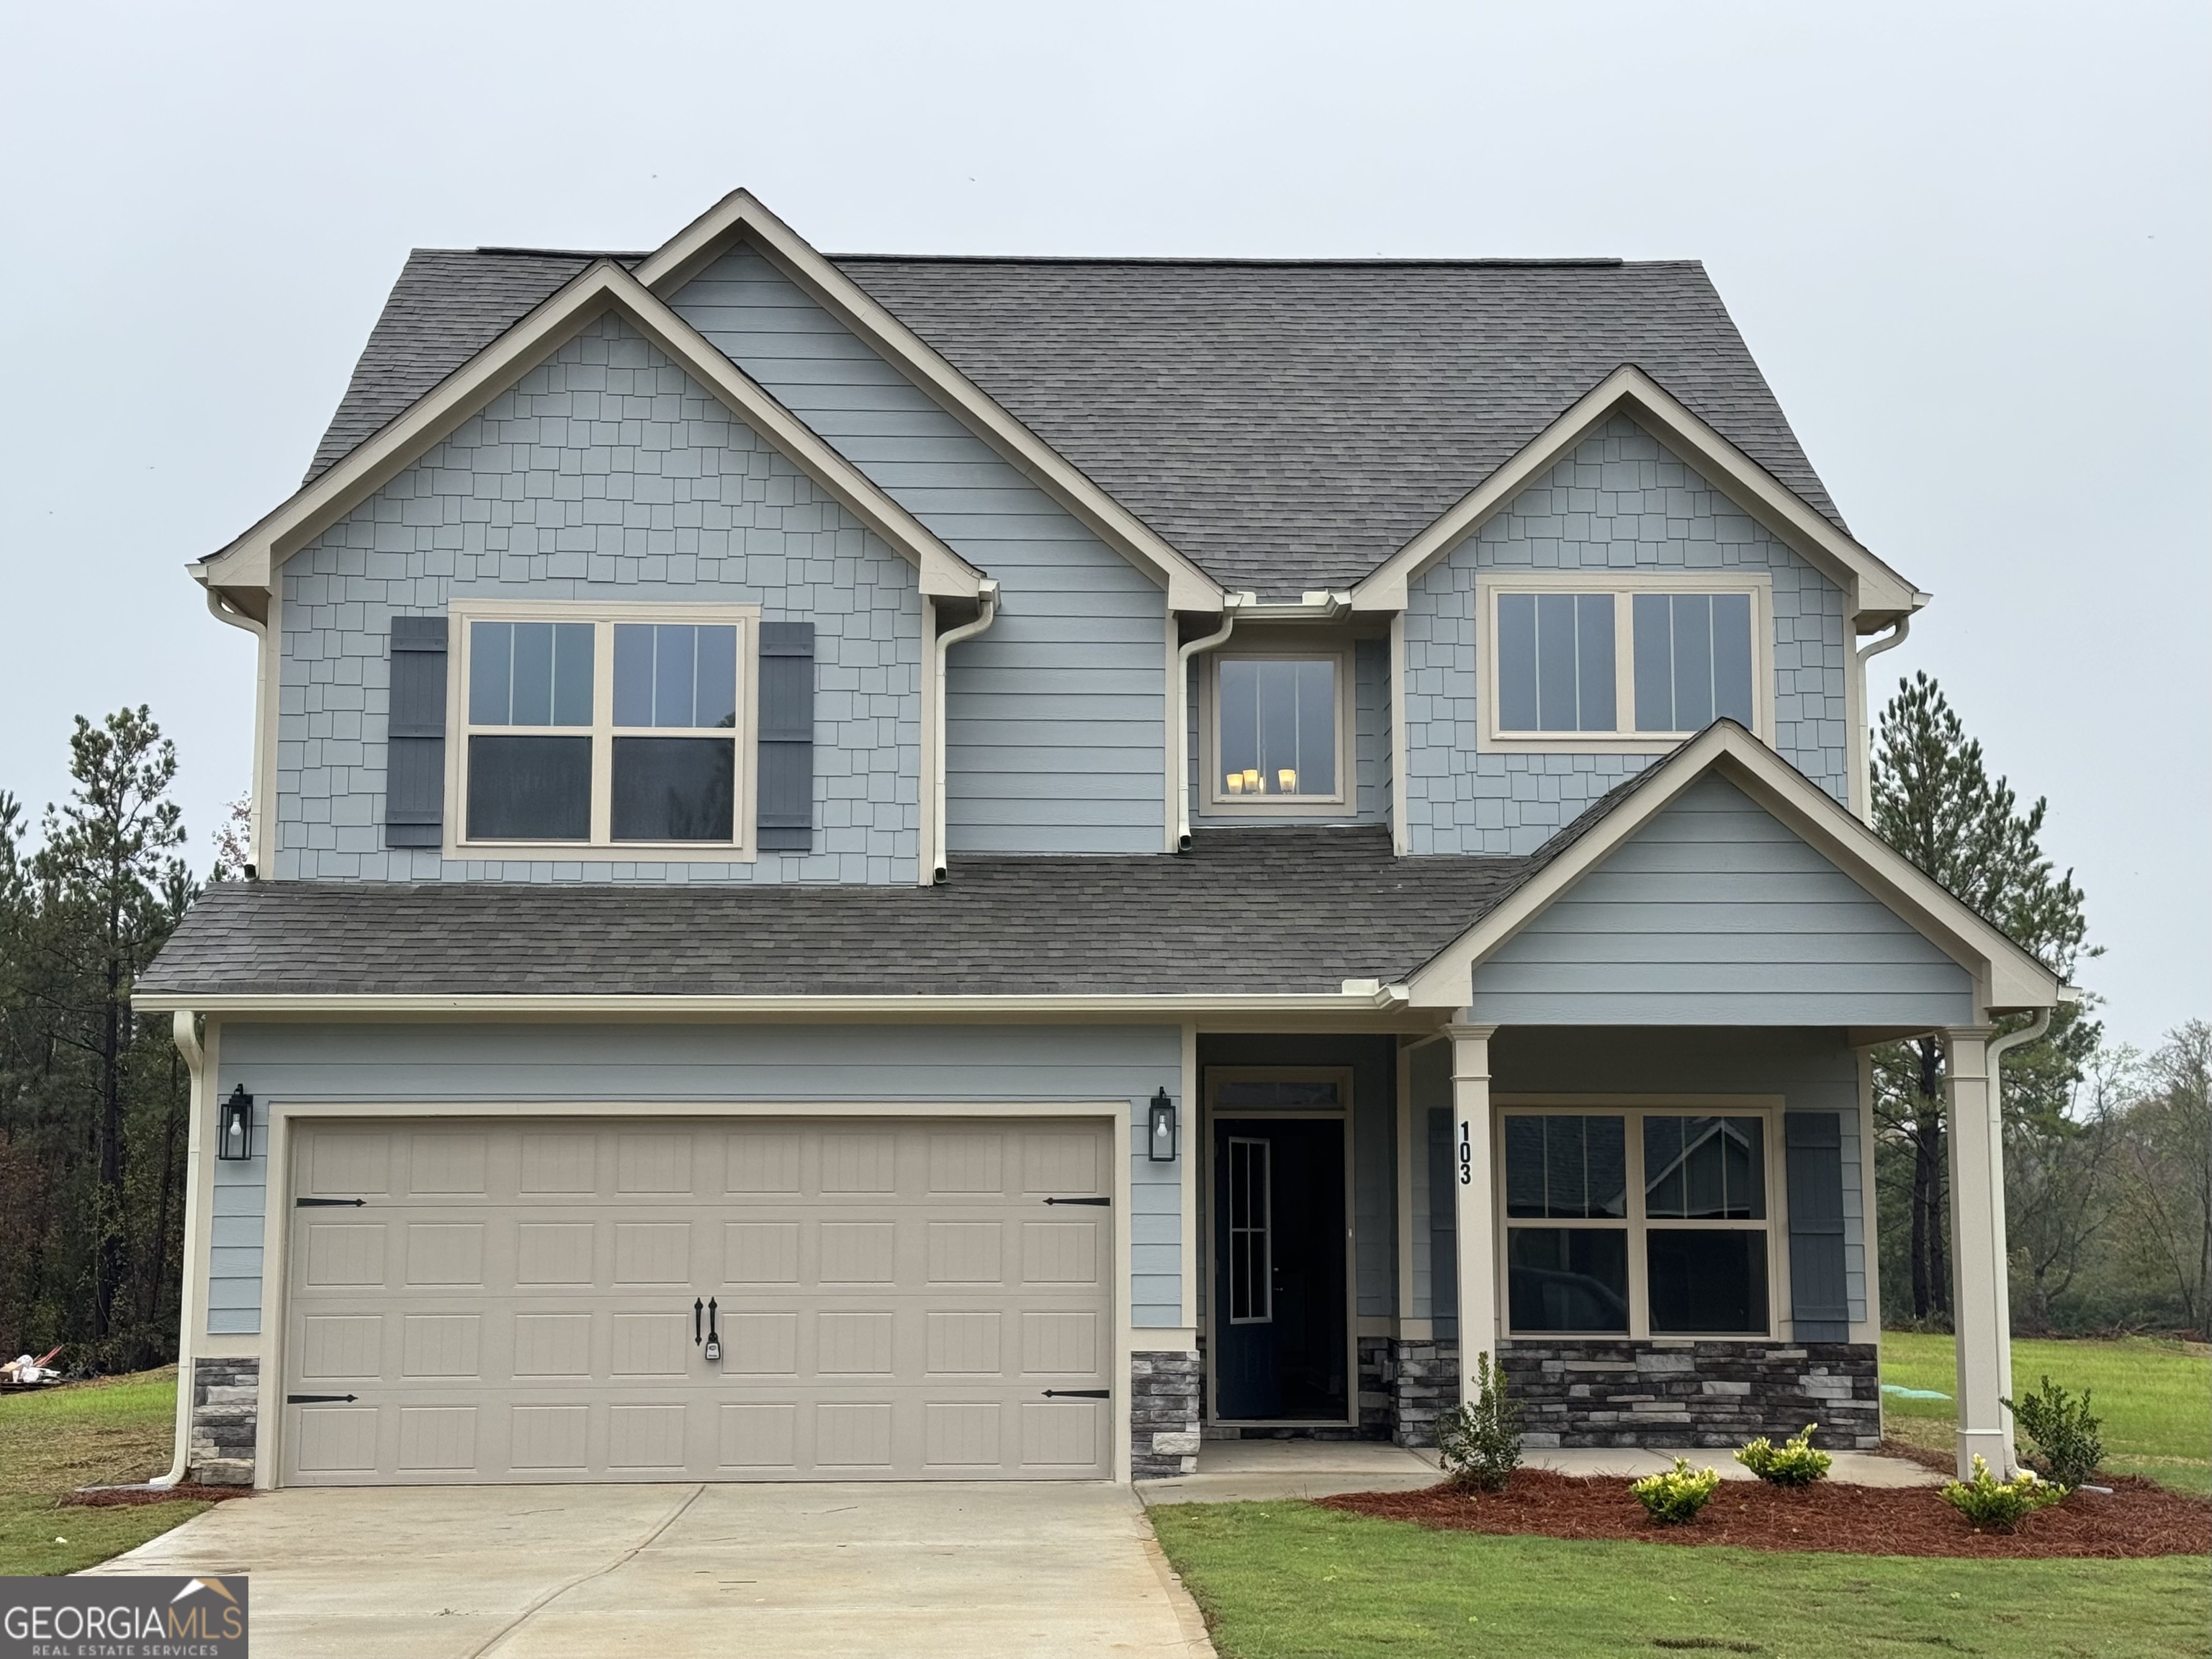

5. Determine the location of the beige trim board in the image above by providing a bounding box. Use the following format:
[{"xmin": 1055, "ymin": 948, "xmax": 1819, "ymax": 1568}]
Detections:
[
  {"xmin": 135, "ymin": 988, "xmax": 1418, "ymax": 1018},
  {"xmin": 1402, "ymin": 721, "xmax": 2061, "ymax": 1017},
  {"xmin": 1351, "ymin": 365, "xmax": 1926, "ymax": 628},
  {"xmin": 194, "ymin": 260, "xmax": 982, "ymax": 606},
  {"xmin": 636, "ymin": 189, "xmax": 1223, "ymax": 613}
]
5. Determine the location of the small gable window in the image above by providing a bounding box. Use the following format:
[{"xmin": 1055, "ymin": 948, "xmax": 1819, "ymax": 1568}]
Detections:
[
  {"xmin": 1202, "ymin": 648, "xmax": 1352, "ymax": 817},
  {"xmin": 452, "ymin": 601, "xmax": 758, "ymax": 855},
  {"xmin": 1478, "ymin": 574, "xmax": 1770, "ymax": 750}
]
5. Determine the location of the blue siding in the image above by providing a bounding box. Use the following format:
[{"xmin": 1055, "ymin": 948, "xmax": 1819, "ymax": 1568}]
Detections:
[
  {"xmin": 275, "ymin": 315, "xmax": 923, "ymax": 884},
  {"xmin": 206, "ymin": 1021, "xmax": 1185, "ymax": 1336},
  {"xmin": 1403, "ymin": 415, "xmax": 1851, "ymax": 855},
  {"xmin": 671, "ymin": 248, "xmax": 1169, "ymax": 854},
  {"xmin": 1469, "ymin": 776, "xmax": 1974, "ymax": 1025},
  {"xmin": 1492, "ymin": 1027, "xmax": 1871, "ymax": 1328}
]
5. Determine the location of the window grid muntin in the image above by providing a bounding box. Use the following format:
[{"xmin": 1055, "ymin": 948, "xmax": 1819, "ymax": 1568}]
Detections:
[
  {"xmin": 1226, "ymin": 1136, "xmax": 1272, "ymax": 1325},
  {"xmin": 1500, "ymin": 1105, "xmax": 1776, "ymax": 1339},
  {"xmin": 453, "ymin": 605, "xmax": 754, "ymax": 853}
]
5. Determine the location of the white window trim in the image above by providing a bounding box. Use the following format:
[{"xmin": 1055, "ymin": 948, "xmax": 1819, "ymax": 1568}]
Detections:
[
  {"xmin": 444, "ymin": 598, "xmax": 761, "ymax": 863},
  {"xmin": 1491, "ymin": 1095, "xmax": 1789, "ymax": 1343},
  {"xmin": 1473, "ymin": 570, "xmax": 1774, "ymax": 753},
  {"xmin": 1197, "ymin": 644, "xmax": 1355, "ymax": 819}
]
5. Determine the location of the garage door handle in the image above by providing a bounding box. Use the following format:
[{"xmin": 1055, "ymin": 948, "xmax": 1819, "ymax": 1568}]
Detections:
[
  {"xmin": 287, "ymin": 1393, "xmax": 358, "ymax": 1404},
  {"xmin": 1041, "ymin": 1389, "xmax": 1110, "ymax": 1399},
  {"xmin": 1044, "ymin": 1196, "xmax": 1110, "ymax": 1206},
  {"xmin": 296, "ymin": 1197, "xmax": 366, "ymax": 1208}
]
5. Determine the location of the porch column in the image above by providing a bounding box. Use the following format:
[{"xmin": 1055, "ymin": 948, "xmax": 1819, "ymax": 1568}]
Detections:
[
  {"xmin": 1943, "ymin": 1025, "xmax": 2015, "ymax": 1476},
  {"xmin": 1447, "ymin": 1021, "xmax": 1499, "ymax": 1404}
]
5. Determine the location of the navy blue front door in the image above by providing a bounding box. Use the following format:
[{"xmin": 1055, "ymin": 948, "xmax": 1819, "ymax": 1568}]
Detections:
[{"xmin": 1213, "ymin": 1117, "xmax": 1348, "ymax": 1420}]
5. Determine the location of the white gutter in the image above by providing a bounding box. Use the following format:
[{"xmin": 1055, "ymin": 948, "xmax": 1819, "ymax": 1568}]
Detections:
[
  {"xmin": 931, "ymin": 580, "xmax": 999, "ymax": 884},
  {"xmin": 132, "ymin": 985, "xmax": 1418, "ymax": 1017},
  {"xmin": 204, "ymin": 585, "xmax": 269, "ymax": 876},
  {"xmin": 1853, "ymin": 615, "xmax": 1911, "ymax": 822},
  {"xmin": 1173, "ymin": 595, "xmax": 1244, "ymax": 851},
  {"xmin": 150, "ymin": 1010, "xmax": 206, "ymax": 1489}
]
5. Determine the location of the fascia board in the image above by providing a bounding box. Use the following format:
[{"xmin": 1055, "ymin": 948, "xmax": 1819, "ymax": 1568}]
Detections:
[
  {"xmin": 130, "ymin": 989, "xmax": 1409, "ymax": 1017},
  {"xmin": 194, "ymin": 261, "xmax": 981, "ymax": 603},
  {"xmin": 1403, "ymin": 724, "xmax": 2059, "ymax": 1016},
  {"xmin": 635, "ymin": 189, "xmax": 1224, "ymax": 613},
  {"xmin": 1351, "ymin": 367, "xmax": 1927, "ymax": 626}
]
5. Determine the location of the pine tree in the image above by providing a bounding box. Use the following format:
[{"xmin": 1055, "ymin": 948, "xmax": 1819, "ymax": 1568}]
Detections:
[{"xmin": 1869, "ymin": 672, "xmax": 2098, "ymax": 1324}]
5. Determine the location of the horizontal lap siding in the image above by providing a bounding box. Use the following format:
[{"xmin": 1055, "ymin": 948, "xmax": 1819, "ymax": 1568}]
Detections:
[
  {"xmin": 206, "ymin": 1022, "xmax": 1185, "ymax": 1338},
  {"xmin": 673, "ymin": 249, "xmax": 1167, "ymax": 855},
  {"xmin": 1470, "ymin": 776, "xmax": 1974, "ymax": 1025}
]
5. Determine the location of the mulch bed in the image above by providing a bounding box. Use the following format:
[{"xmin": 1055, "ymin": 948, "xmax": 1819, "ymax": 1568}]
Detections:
[
  {"xmin": 61, "ymin": 1484, "xmax": 253, "ymax": 1508},
  {"xmin": 1319, "ymin": 1469, "xmax": 2211, "ymax": 1560}
]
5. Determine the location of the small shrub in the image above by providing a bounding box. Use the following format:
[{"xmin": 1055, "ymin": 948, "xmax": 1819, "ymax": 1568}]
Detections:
[
  {"xmin": 1735, "ymin": 1422, "xmax": 1832, "ymax": 1487},
  {"xmin": 1630, "ymin": 1457, "xmax": 1722, "ymax": 1524},
  {"xmin": 2005, "ymin": 1376, "xmax": 2103, "ymax": 1490},
  {"xmin": 1436, "ymin": 1351, "xmax": 1522, "ymax": 1493},
  {"xmin": 1941, "ymin": 1455, "xmax": 2066, "ymax": 1533}
]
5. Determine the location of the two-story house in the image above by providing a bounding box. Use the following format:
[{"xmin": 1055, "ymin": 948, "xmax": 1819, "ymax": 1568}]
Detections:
[{"xmin": 140, "ymin": 190, "xmax": 2063, "ymax": 1490}]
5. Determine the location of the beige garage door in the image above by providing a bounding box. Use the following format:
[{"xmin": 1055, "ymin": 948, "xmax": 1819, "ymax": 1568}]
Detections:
[{"xmin": 279, "ymin": 1117, "xmax": 1114, "ymax": 1485}]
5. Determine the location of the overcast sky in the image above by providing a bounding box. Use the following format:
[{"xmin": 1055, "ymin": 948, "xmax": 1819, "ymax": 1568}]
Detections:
[{"xmin": 2, "ymin": 2, "xmax": 2204, "ymax": 1049}]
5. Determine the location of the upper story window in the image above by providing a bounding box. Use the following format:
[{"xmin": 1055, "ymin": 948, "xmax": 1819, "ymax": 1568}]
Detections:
[
  {"xmin": 1475, "ymin": 574, "xmax": 1771, "ymax": 752},
  {"xmin": 1501, "ymin": 1107, "xmax": 1775, "ymax": 1339},
  {"xmin": 1202, "ymin": 648, "xmax": 1351, "ymax": 817},
  {"xmin": 453, "ymin": 601, "xmax": 756, "ymax": 854}
]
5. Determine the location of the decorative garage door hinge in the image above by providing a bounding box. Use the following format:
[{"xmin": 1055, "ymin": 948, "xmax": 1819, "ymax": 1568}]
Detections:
[
  {"xmin": 1040, "ymin": 1389, "xmax": 1110, "ymax": 1398},
  {"xmin": 295, "ymin": 1197, "xmax": 367, "ymax": 1207},
  {"xmin": 287, "ymin": 1393, "xmax": 359, "ymax": 1404},
  {"xmin": 1043, "ymin": 1195, "xmax": 1110, "ymax": 1205}
]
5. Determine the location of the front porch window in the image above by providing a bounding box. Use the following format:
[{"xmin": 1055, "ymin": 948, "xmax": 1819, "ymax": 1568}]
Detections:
[{"xmin": 1502, "ymin": 1109, "xmax": 1773, "ymax": 1337}]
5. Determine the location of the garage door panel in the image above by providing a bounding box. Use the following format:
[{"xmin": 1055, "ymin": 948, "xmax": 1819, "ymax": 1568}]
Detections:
[{"xmin": 283, "ymin": 1117, "xmax": 1113, "ymax": 1485}]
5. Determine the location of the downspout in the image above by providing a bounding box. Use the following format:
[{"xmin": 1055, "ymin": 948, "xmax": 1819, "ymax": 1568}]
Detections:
[
  {"xmin": 1983, "ymin": 1002, "xmax": 2055, "ymax": 1441},
  {"xmin": 205, "ymin": 587, "xmax": 268, "ymax": 876},
  {"xmin": 1173, "ymin": 596, "xmax": 1243, "ymax": 852},
  {"xmin": 930, "ymin": 580, "xmax": 999, "ymax": 884},
  {"xmin": 1853, "ymin": 616, "xmax": 1910, "ymax": 820},
  {"xmin": 150, "ymin": 1010, "xmax": 207, "ymax": 1488}
]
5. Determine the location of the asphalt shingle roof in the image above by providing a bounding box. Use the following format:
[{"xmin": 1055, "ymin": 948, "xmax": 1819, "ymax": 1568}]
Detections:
[
  {"xmin": 140, "ymin": 829, "xmax": 1534, "ymax": 999},
  {"xmin": 302, "ymin": 246, "xmax": 1843, "ymax": 596}
]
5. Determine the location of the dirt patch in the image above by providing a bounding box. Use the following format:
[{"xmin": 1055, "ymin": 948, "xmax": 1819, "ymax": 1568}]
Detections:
[
  {"xmin": 1318, "ymin": 1469, "xmax": 2211, "ymax": 1559},
  {"xmin": 61, "ymin": 1484, "xmax": 251, "ymax": 1509}
]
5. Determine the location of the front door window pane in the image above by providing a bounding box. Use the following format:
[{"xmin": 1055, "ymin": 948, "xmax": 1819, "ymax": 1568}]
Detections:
[
  {"xmin": 611, "ymin": 737, "xmax": 735, "ymax": 841},
  {"xmin": 1227, "ymin": 1137, "xmax": 1272, "ymax": 1323},
  {"xmin": 1644, "ymin": 1116, "xmax": 1766, "ymax": 1219},
  {"xmin": 1219, "ymin": 659, "xmax": 1336, "ymax": 797},
  {"xmin": 465, "ymin": 734, "xmax": 591, "ymax": 840},
  {"xmin": 1507, "ymin": 1227, "xmax": 1630, "ymax": 1332},
  {"xmin": 1647, "ymin": 1230, "xmax": 1769, "ymax": 1334}
]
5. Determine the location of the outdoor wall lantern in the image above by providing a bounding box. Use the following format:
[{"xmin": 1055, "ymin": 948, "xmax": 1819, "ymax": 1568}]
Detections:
[
  {"xmin": 1147, "ymin": 1087, "xmax": 1179, "ymax": 1163},
  {"xmin": 217, "ymin": 1087, "xmax": 254, "ymax": 1162}
]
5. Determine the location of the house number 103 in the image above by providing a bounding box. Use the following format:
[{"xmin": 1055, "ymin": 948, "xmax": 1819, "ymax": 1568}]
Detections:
[{"xmin": 1458, "ymin": 1119, "xmax": 1473, "ymax": 1185}]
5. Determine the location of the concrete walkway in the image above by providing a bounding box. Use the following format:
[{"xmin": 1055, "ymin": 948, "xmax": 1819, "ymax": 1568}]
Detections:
[
  {"xmin": 1137, "ymin": 1438, "xmax": 1943, "ymax": 1504},
  {"xmin": 83, "ymin": 1483, "xmax": 1215, "ymax": 1658}
]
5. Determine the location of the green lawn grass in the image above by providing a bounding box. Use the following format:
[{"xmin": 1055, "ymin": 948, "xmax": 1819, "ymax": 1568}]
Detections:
[
  {"xmin": 1150, "ymin": 1500, "xmax": 2210, "ymax": 1659},
  {"xmin": 1882, "ymin": 1331, "xmax": 2211, "ymax": 1492},
  {"xmin": 0, "ymin": 1369, "xmax": 214, "ymax": 1575}
]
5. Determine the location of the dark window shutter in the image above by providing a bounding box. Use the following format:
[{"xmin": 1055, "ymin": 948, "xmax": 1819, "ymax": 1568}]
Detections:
[
  {"xmin": 1784, "ymin": 1111, "xmax": 1851, "ymax": 1341},
  {"xmin": 756, "ymin": 621, "xmax": 814, "ymax": 851},
  {"xmin": 385, "ymin": 616, "xmax": 448, "ymax": 849},
  {"xmin": 1426, "ymin": 1106, "xmax": 1458, "ymax": 1330}
]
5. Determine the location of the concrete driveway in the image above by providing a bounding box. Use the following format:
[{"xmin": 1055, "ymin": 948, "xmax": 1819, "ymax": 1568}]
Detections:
[{"xmin": 83, "ymin": 1483, "xmax": 1213, "ymax": 1658}]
